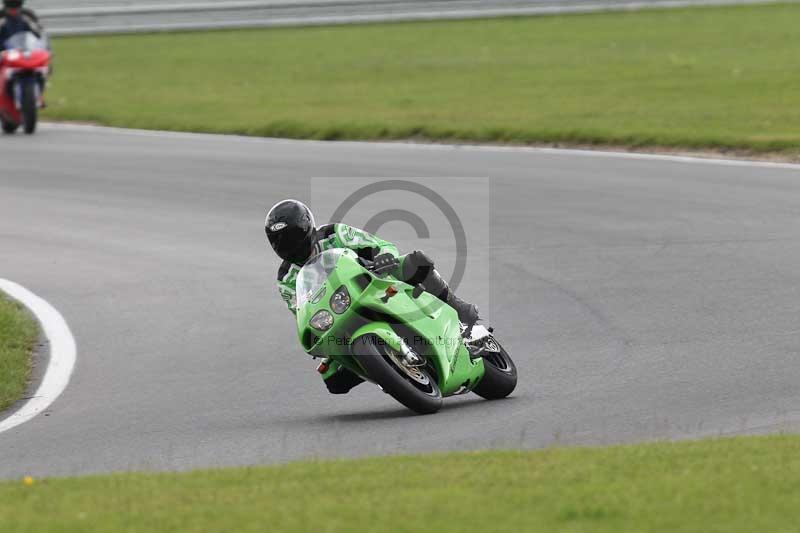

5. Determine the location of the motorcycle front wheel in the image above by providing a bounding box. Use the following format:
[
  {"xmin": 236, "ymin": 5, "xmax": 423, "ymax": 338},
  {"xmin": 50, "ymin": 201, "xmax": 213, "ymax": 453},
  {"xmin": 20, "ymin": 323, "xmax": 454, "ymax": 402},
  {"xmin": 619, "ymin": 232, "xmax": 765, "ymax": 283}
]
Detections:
[
  {"xmin": 20, "ymin": 78, "xmax": 37, "ymax": 135},
  {"xmin": 353, "ymin": 334, "xmax": 442, "ymax": 415},
  {"xmin": 1, "ymin": 119, "xmax": 18, "ymax": 134}
]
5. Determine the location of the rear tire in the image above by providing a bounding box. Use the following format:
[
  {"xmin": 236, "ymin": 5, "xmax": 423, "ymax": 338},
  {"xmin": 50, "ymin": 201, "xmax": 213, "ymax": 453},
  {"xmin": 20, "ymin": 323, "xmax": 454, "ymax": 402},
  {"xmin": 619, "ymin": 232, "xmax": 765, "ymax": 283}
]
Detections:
[
  {"xmin": 20, "ymin": 79, "xmax": 37, "ymax": 135},
  {"xmin": 1, "ymin": 119, "xmax": 18, "ymax": 134},
  {"xmin": 472, "ymin": 337, "xmax": 517, "ymax": 400},
  {"xmin": 352, "ymin": 334, "xmax": 442, "ymax": 415}
]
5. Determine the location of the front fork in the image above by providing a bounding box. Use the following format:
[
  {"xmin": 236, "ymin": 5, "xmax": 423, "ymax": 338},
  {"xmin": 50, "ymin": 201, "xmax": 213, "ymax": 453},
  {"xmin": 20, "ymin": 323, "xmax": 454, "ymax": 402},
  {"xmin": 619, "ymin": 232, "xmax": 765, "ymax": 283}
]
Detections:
[
  {"xmin": 12, "ymin": 79, "xmax": 22, "ymax": 109},
  {"xmin": 10, "ymin": 76, "xmax": 42, "ymax": 110}
]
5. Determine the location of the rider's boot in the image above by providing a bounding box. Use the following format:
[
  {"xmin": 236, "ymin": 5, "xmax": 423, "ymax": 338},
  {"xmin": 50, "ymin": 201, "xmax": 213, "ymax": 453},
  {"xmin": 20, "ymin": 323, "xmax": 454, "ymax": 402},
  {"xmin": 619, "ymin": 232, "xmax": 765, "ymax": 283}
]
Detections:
[{"xmin": 446, "ymin": 289, "xmax": 480, "ymax": 329}]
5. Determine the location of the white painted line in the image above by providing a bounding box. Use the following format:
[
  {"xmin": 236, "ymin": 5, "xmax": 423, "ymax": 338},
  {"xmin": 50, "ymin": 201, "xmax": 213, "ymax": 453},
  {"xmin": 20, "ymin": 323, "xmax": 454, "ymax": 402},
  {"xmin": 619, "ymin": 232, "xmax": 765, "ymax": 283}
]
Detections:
[
  {"xmin": 0, "ymin": 280, "xmax": 77, "ymax": 435},
  {"xmin": 41, "ymin": 122, "xmax": 800, "ymax": 171}
]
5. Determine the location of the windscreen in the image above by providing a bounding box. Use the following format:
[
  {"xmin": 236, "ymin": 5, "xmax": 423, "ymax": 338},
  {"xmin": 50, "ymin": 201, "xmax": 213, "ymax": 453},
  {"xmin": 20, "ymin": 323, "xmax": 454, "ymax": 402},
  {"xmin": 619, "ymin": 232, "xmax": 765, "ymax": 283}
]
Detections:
[
  {"xmin": 3, "ymin": 32, "xmax": 48, "ymax": 52},
  {"xmin": 295, "ymin": 249, "xmax": 350, "ymax": 309}
]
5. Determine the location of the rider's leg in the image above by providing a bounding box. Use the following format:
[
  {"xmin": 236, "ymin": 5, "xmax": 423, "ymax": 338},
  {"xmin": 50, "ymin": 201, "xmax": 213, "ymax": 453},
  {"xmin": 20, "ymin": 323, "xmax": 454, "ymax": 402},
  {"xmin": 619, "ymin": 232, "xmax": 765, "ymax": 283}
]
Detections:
[
  {"xmin": 399, "ymin": 250, "xmax": 479, "ymax": 327},
  {"xmin": 321, "ymin": 360, "xmax": 364, "ymax": 394}
]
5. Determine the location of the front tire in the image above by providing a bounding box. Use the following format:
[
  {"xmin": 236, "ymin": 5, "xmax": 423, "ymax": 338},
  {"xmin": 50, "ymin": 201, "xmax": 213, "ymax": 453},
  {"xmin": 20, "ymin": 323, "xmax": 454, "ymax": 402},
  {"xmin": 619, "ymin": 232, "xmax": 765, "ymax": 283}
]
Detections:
[
  {"xmin": 20, "ymin": 79, "xmax": 37, "ymax": 135},
  {"xmin": 472, "ymin": 337, "xmax": 517, "ymax": 400},
  {"xmin": 352, "ymin": 334, "xmax": 442, "ymax": 415},
  {"xmin": 1, "ymin": 119, "xmax": 18, "ymax": 134}
]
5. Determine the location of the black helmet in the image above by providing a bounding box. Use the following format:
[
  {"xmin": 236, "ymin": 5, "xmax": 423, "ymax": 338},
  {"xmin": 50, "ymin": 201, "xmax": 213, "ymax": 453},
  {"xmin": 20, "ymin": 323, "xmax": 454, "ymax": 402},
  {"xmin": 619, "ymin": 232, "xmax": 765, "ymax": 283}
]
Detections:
[
  {"xmin": 265, "ymin": 199, "xmax": 317, "ymax": 265},
  {"xmin": 3, "ymin": 0, "xmax": 24, "ymax": 8}
]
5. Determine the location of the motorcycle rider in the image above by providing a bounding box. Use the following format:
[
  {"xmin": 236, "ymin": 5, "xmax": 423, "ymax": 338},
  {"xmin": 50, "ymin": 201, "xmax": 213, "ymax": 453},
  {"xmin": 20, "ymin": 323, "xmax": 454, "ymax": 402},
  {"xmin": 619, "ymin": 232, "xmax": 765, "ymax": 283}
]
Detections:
[
  {"xmin": 0, "ymin": 0, "xmax": 43, "ymax": 45},
  {"xmin": 265, "ymin": 199, "xmax": 479, "ymax": 395}
]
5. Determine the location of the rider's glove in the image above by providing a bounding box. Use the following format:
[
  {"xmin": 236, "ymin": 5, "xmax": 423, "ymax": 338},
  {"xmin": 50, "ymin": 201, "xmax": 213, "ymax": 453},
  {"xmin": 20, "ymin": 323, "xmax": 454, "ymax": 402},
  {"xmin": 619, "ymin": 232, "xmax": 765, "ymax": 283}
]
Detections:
[{"xmin": 371, "ymin": 253, "xmax": 399, "ymax": 276}]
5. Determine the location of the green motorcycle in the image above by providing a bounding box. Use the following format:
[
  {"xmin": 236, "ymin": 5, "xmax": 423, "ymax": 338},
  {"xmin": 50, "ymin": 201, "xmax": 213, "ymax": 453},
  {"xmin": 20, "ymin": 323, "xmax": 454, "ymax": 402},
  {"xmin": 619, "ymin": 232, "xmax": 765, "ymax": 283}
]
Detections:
[{"xmin": 295, "ymin": 248, "xmax": 517, "ymax": 414}]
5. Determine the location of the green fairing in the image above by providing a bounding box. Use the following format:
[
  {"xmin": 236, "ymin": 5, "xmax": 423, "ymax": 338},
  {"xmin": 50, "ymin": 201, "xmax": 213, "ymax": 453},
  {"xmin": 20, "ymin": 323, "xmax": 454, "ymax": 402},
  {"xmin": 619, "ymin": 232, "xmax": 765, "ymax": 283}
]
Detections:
[
  {"xmin": 295, "ymin": 248, "xmax": 486, "ymax": 397},
  {"xmin": 276, "ymin": 223, "xmax": 399, "ymax": 316}
]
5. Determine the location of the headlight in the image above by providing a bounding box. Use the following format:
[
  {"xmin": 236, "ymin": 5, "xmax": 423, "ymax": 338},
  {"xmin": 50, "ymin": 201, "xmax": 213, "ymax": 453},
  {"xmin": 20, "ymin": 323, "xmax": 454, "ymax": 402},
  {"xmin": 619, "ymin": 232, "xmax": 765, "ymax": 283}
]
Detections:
[
  {"xmin": 309, "ymin": 310, "xmax": 334, "ymax": 331},
  {"xmin": 330, "ymin": 286, "xmax": 351, "ymax": 314}
]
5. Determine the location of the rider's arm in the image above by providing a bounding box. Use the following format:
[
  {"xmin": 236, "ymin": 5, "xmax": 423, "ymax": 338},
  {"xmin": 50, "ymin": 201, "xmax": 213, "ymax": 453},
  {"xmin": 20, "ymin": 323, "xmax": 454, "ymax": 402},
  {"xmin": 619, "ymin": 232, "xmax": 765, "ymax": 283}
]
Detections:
[
  {"xmin": 333, "ymin": 223, "xmax": 400, "ymax": 259},
  {"xmin": 276, "ymin": 260, "xmax": 298, "ymax": 316},
  {"xmin": 21, "ymin": 8, "xmax": 38, "ymax": 22},
  {"xmin": 21, "ymin": 9, "xmax": 43, "ymax": 37},
  {"xmin": 277, "ymin": 283, "xmax": 297, "ymax": 316}
]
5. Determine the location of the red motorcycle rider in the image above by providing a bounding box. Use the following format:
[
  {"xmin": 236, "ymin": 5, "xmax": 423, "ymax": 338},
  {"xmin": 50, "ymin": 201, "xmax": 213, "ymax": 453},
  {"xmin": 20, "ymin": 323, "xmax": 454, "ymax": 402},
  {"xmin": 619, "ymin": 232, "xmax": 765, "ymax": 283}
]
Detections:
[
  {"xmin": 0, "ymin": 0, "xmax": 50, "ymax": 134},
  {"xmin": 0, "ymin": 0, "xmax": 42, "ymax": 44}
]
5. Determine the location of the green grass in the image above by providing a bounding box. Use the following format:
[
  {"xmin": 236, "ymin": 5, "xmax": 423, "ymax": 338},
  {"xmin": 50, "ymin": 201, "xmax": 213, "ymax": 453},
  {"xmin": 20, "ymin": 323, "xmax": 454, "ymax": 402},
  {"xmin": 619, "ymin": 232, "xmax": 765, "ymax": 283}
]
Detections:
[
  {"xmin": 3, "ymin": 435, "xmax": 800, "ymax": 532},
  {"xmin": 44, "ymin": 3, "xmax": 800, "ymax": 154},
  {"xmin": 0, "ymin": 293, "xmax": 37, "ymax": 413}
]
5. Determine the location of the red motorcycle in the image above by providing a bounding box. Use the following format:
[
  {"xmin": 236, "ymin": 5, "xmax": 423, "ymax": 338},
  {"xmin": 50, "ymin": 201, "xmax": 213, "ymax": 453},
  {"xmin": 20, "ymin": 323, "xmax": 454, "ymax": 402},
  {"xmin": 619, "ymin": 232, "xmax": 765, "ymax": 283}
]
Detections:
[{"xmin": 0, "ymin": 31, "xmax": 51, "ymax": 135}]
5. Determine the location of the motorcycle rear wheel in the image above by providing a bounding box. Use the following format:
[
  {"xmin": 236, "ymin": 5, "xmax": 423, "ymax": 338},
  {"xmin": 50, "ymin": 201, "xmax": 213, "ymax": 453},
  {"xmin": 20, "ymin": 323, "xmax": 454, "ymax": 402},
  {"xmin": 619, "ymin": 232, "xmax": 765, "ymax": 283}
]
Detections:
[
  {"xmin": 472, "ymin": 337, "xmax": 517, "ymax": 400},
  {"xmin": 352, "ymin": 334, "xmax": 442, "ymax": 415}
]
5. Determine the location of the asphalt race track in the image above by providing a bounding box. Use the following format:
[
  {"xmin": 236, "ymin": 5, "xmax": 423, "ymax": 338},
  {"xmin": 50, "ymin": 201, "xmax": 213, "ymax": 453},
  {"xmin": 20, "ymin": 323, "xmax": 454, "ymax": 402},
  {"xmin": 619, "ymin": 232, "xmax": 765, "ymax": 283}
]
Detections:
[{"xmin": 1, "ymin": 123, "xmax": 800, "ymax": 478}]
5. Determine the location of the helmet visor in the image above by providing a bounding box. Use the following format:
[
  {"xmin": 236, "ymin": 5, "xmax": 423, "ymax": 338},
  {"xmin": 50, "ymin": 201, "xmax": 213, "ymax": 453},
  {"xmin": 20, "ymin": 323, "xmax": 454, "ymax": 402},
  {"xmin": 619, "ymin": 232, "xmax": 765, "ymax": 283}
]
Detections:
[{"xmin": 268, "ymin": 225, "xmax": 315, "ymax": 264}]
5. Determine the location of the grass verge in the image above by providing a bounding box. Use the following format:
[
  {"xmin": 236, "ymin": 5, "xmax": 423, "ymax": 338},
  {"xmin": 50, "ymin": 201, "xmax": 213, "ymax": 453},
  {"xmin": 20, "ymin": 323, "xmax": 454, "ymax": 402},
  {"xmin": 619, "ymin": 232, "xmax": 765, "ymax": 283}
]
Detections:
[
  {"xmin": 0, "ymin": 293, "xmax": 37, "ymax": 413},
  {"xmin": 45, "ymin": 3, "xmax": 800, "ymax": 155},
  {"xmin": 2, "ymin": 435, "xmax": 800, "ymax": 532}
]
